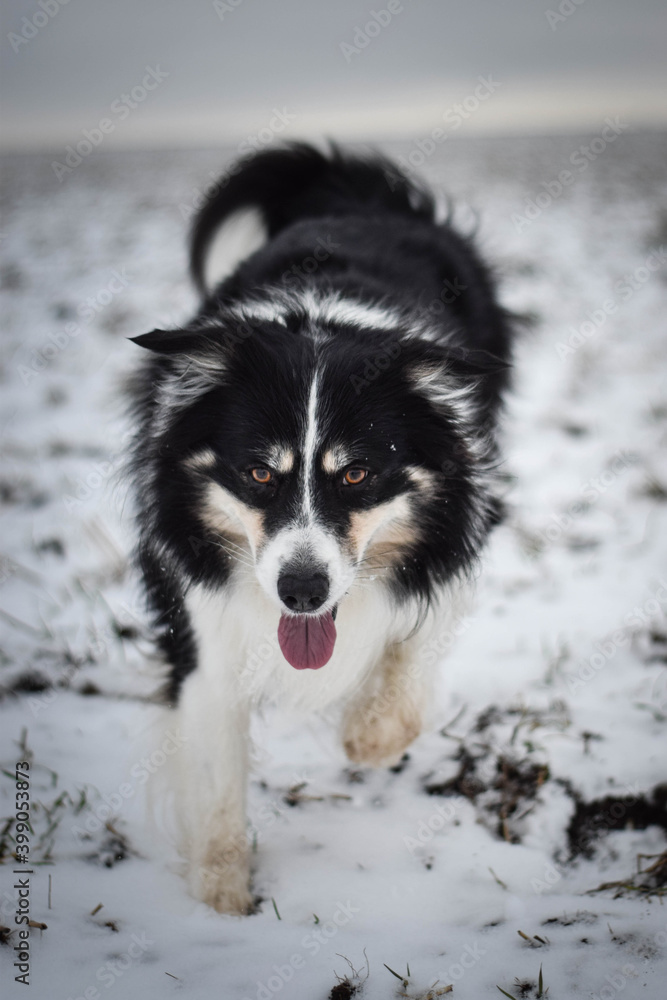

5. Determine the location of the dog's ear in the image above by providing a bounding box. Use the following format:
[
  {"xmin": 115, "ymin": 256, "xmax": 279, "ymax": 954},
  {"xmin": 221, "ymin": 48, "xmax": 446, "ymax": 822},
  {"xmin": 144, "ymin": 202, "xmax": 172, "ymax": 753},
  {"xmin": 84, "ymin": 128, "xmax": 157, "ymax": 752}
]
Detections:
[
  {"xmin": 444, "ymin": 344, "xmax": 510, "ymax": 379},
  {"xmin": 129, "ymin": 328, "xmax": 215, "ymax": 354},
  {"xmin": 408, "ymin": 344, "xmax": 509, "ymax": 393}
]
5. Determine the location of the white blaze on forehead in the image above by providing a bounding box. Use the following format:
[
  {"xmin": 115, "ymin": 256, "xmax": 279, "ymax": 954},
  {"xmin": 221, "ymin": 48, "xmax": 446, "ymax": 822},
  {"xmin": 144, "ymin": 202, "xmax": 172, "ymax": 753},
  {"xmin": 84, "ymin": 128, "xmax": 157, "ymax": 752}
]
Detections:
[{"xmin": 302, "ymin": 371, "xmax": 320, "ymax": 517}]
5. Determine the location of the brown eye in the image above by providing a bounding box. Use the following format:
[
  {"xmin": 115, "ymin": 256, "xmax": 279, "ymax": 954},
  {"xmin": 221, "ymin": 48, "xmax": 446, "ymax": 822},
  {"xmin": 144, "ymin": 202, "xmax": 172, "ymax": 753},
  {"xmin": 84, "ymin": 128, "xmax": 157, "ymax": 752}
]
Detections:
[
  {"xmin": 343, "ymin": 468, "xmax": 368, "ymax": 486},
  {"xmin": 251, "ymin": 467, "xmax": 272, "ymax": 484}
]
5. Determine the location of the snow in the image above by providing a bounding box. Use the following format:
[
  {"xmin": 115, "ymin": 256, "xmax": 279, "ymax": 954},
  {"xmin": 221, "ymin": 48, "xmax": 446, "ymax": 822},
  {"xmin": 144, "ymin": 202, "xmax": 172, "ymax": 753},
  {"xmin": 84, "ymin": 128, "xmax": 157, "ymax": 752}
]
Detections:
[{"xmin": 1, "ymin": 133, "xmax": 667, "ymax": 999}]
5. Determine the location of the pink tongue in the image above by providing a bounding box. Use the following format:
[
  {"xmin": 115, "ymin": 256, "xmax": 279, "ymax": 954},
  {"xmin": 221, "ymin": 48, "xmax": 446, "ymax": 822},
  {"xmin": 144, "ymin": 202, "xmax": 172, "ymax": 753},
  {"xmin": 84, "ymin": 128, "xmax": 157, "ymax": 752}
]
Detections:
[{"xmin": 277, "ymin": 611, "xmax": 337, "ymax": 670}]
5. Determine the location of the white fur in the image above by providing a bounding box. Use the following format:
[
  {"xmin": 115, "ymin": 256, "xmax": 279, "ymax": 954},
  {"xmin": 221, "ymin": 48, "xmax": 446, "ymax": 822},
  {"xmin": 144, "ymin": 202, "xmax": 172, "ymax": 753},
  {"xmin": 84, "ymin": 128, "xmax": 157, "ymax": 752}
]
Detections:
[
  {"xmin": 265, "ymin": 444, "xmax": 294, "ymax": 473},
  {"xmin": 170, "ymin": 584, "xmax": 254, "ymax": 913},
  {"xmin": 203, "ymin": 207, "xmax": 267, "ymax": 292},
  {"xmin": 255, "ymin": 521, "xmax": 354, "ymax": 614},
  {"xmin": 301, "ymin": 371, "xmax": 320, "ymax": 518},
  {"xmin": 322, "ymin": 444, "xmax": 352, "ymax": 474},
  {"xmin": 226, "ymin": 288, "xmax": 412, "ymax": 337},
  {"xmin": 146, "ymin": 540, "xmax": 474, "ymax": 914},
  {"xmin": 141, "ymin": 286, "xmax": 484, "ymax": 915},
  {"xmin": 299, "ymin": 291, "xmax": 401, "ymax": 332},
  {"xmin": 154, "ymin": 569, "xmax": 473, "ymax": 912}
]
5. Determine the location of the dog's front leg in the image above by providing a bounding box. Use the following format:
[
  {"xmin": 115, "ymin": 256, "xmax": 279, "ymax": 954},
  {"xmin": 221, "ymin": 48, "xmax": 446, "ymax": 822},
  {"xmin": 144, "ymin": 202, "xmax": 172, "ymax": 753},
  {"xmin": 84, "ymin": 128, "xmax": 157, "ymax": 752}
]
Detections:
[
  {"xmin": 175, "ymin": 666, "xmax": 253, "ymax": 914},
  {"xmin": 342, "ymin": 638, "xmax": 430, "ymax": 768}
]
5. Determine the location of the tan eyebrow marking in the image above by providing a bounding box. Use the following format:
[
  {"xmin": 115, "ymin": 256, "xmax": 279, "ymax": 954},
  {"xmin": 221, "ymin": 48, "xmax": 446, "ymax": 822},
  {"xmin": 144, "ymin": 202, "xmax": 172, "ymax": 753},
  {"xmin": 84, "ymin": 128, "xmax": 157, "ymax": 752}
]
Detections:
[
  {"xmin": 407, "ymin": 466, "xmax": 437, "ymax": 495},
  {"xmin": 322, "ymin": 445, "xmax": 353, "ymax": 474},
  {"xmin": 183, "ymin": 448, "xmax": 217, "ymax": 471},
  {"xmin": 266, "ymin": 444, "xmax": 294, "ymax": 473}
]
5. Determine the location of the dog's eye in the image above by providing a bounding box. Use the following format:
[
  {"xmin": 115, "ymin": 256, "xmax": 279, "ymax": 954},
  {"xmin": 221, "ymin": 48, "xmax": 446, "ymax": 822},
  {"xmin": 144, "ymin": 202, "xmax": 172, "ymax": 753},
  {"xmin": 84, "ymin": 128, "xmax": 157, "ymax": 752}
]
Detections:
[
  {"xmin": 250, "ymin": 467, "xmax": 273, "ymax": 484},
  {"xmin": 343, "ymin": 468, "xmax": 368, "ymax": 486}
]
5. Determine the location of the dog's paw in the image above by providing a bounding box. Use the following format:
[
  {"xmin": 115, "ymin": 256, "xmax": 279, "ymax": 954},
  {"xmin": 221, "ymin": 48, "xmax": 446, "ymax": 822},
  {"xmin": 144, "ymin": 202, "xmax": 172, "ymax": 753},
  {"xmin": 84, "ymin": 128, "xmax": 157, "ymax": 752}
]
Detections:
[
  {"xmin": 191, "ymin": 850, "xmax": 253, "ymax": 914},
  {"xmin": 201, "ymin": 876, "xmax": 253, "ymax": 915},
  {"xmin": 343, "ymin": 700, "xmax": 421, "ymax": 768}
]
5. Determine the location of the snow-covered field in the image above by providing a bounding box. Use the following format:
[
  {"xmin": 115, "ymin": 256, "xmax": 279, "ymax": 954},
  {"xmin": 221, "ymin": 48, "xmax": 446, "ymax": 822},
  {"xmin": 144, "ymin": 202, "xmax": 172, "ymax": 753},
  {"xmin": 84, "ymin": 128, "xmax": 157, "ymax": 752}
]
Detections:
[{"xmin": 1, "ymin": 133, "xmax": 666, "ymax": 999}]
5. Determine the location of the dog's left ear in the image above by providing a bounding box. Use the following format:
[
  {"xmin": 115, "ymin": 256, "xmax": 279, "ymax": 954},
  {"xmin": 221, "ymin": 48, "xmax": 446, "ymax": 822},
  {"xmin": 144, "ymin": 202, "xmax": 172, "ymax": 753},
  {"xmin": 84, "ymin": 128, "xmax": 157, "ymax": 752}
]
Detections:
[
  {"xmin": 408, "ymin": 344, "xmax": 509, "ymax": 396},
  {"xmin": 443, "ymin": 344, "xmax": 511, "ymax": 379},
  {"xmin": 129, "ymin": 328, "xmax": 215, "ymax": 354}
]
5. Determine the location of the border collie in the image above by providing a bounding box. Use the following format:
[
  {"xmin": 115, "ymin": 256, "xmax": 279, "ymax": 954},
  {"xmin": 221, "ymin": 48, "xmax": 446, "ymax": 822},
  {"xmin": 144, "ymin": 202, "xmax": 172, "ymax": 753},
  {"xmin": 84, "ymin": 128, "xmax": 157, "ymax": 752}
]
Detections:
[{"xmin": 127, "ymin": 142, "xmax": 512, "ymax": 913}]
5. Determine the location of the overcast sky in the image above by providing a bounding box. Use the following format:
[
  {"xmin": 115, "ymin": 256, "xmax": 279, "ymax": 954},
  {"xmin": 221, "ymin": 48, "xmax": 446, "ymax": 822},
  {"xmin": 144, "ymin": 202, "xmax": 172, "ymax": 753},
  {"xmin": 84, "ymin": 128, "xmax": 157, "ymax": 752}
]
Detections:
[{"xmin": 1, "ymin": 0, "xmax": 666, "ymax": 150}]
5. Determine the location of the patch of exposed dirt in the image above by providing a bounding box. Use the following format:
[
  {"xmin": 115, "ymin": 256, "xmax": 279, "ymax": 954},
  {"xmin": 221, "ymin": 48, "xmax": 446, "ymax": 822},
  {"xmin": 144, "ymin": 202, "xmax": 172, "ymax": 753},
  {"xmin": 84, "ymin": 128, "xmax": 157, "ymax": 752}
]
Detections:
[{"xmin": 563, "ymin": 782, "xmax": 667, "ymax": 859}]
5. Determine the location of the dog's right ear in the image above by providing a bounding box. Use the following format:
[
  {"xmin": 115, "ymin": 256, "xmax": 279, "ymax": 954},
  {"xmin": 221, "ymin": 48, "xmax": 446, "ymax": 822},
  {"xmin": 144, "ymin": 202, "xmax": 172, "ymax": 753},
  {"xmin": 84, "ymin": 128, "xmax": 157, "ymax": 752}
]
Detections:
[{"xmin": 129, "ymin": 329, "xmax": 214, "ymax": 354}]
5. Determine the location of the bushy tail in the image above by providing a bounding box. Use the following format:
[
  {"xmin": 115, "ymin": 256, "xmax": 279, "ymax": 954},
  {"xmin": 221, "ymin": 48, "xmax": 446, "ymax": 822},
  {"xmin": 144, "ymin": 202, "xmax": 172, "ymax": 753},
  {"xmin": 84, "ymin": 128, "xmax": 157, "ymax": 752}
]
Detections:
[{"xmin": 189, "ymin": 141, "xmax": 436, "ymax": 295}]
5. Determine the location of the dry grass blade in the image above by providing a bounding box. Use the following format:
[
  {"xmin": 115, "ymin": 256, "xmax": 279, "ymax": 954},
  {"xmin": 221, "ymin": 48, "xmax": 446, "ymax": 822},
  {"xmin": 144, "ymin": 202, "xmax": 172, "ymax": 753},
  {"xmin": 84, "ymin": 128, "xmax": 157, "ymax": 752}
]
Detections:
[
  {"xmin": 586, "ymin": 848, "xmax": 667, "ymax": 899},
  {"xmin": 489, "ymin": 866, "xmax": 508, "ymax": 890},
  {"xmin": 384, "ymin": 963, "xmax": 408, "ymax": 987}
]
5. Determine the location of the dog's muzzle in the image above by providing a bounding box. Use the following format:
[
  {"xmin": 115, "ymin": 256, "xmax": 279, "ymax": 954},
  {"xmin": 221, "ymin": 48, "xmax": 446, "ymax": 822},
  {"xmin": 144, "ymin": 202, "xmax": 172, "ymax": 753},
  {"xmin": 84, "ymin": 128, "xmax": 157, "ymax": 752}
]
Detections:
[
  {"xmin": 277, "ymin": 569, "xmax": 329, "ymax": 613},
  {"xmin": 276, "ymin": 565, "xmax": 336, "ymax": 670}
]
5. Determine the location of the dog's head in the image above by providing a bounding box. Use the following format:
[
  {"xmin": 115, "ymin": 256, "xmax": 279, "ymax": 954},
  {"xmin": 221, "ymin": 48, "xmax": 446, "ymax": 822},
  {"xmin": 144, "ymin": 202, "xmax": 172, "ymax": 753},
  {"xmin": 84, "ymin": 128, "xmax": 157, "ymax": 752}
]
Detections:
[{"xmin": 132, "ymin": 309, "xmax": 501, "ymax": 670}]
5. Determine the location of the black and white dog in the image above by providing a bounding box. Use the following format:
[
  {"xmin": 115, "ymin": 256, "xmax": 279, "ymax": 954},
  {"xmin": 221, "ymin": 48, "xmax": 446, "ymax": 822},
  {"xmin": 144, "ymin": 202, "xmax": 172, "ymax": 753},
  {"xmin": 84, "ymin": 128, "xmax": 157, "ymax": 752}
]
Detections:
[{"xmin": 128, "ymin": 143, "xmax": 512, "ymax": 913}]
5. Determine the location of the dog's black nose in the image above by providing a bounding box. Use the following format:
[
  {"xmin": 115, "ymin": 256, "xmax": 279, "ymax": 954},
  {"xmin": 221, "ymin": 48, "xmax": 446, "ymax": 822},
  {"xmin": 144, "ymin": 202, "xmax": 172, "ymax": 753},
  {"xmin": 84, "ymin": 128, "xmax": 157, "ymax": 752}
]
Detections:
[{"xmin": 278, "ymin": 571, "xmax": 329, "ymax": 613}]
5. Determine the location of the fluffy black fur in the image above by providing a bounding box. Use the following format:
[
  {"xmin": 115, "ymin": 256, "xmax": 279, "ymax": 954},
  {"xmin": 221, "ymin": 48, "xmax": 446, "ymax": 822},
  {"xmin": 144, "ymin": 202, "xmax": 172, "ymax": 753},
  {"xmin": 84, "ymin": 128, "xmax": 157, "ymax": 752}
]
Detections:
[{"xmin": 128, "ymin": 142, "xmax": 512, "ymax": 702}]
